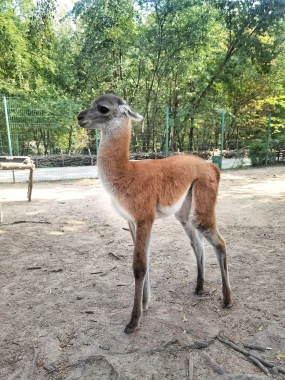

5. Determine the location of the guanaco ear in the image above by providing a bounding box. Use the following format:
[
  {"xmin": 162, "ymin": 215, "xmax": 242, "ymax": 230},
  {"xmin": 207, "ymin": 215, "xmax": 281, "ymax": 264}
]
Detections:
[{"xmin": 119, "ymin": 105, "xmax": 143, "ymax": 121}]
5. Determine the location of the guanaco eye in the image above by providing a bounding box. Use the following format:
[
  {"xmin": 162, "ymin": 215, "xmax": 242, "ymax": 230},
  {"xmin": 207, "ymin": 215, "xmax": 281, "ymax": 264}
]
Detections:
[{"xmin": 98, "ymin": 105, "xmax": 110, "ymax": 114}]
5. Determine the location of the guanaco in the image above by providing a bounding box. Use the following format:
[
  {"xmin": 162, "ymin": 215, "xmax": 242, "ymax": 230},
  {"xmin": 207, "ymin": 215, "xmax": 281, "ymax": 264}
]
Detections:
[{"xmin": 78, "ymin": 94, "xmax": 232, "ymax": 334}]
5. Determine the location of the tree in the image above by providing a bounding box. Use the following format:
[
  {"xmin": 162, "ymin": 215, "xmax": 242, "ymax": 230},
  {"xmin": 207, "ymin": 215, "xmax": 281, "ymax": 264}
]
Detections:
[
  {"xmin": 0, "ymin": 0, "xmax": 32, "ymax": 94},
  {"xmin": 185, "ymin": 0, "xmax": 285, "ymax": 149},
  {"xmin": 1, "ymin": 0, "xmax": 285, "ymax": 156},
  {"xmin": 71, "ymin": 0, "xmax": 139, "ymax": 99}
]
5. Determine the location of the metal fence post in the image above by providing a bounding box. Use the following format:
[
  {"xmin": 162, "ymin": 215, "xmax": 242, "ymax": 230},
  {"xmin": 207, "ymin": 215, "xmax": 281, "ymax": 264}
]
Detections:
[
  {"xmin": 3, "ymin": 96, "xmax": 15, "ymax": 182},
  {"xmin": 265, "ymin": 113, "xmax": 271, "ymax": 166},
  {"xmin": 165, "ymin": 107, "xmax": 169, "ymax": 157},
  {"xmin": 3, "ymin": 96, "xmax": 13, "ymax": 156},
  {"xmin": 16, "ymin": 135, "xmax": 19, "ymax": 155}
]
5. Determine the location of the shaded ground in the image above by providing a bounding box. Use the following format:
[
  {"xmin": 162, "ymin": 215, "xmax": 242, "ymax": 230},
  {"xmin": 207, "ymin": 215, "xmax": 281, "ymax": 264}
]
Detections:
[{"xmin": 0, "ymin": 166, "xmax": 284, "ymax": 380}]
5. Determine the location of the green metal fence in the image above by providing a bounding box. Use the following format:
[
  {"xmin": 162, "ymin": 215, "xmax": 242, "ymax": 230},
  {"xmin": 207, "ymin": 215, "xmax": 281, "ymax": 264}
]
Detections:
[
  {"xmin": 1, "ymin": 96, "xmax": 84, "ymax": 156},
  {"xmin": 0, "ymin": 95, "xmax": 284, "ymax": 183}
]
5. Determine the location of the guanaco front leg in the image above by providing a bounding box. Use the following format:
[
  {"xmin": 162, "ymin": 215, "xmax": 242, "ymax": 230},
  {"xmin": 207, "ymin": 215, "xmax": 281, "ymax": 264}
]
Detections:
[
  {"xmin": 128, "ymin": 220, "xmax": 151, "ymax": 312},
  {"xmin": 124, "ymin": 220, "xmax": 153, "ymax": 334},
  {"xmin": 175, "ymin": 190, "xmax": 205, "ymax": 294}
]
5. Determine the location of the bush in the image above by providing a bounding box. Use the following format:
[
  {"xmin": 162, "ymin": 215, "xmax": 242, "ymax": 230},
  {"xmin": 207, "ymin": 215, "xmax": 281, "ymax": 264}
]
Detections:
[
  {"xmin": 248, "ymin": 142, "xmax": 274, "ymax": 166},
  {"xmin": 270, "ymin": 135, "xmax": 285, "ymax": 151}
]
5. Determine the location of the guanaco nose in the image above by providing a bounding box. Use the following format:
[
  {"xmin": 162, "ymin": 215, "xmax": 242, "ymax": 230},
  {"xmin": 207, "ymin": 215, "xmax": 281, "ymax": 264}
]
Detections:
[{"xmin": 77, "ymin": 111, "xmax": 86, "ymax": 121}]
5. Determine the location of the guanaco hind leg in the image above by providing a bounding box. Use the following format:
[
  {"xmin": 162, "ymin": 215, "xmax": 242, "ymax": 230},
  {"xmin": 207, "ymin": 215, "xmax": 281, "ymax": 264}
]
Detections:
[
  {"xmin": 202, "ymin": 228, "xmax": 232, "ymax": 307},
  {"xmin": 176, "ymin": 183, "xmax": 232, "ymax": 307},
  {"xmin": 184, "ymin": 223, "xmax": 205, "ymax": 294},
  {"xmin": 190, "ymin": 180, "xmax": 233, "ymax": 308},
  {"xmin": 175, "ymin": 191, "xmax": 206, "ymax": 294}
]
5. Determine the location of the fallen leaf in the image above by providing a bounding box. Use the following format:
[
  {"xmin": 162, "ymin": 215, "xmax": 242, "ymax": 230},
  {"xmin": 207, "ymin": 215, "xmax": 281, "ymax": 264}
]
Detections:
[
  {"xmin": 276, "ymin": 351, "xmax": 285, "ymax": 360},
  {"xmin": 36, "ymin": 359, "xmax": 45, "ymax": 367}
]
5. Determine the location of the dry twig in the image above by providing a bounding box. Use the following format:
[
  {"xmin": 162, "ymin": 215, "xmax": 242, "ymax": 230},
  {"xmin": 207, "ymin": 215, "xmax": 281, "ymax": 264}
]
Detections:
[
  {"xmin": 248, "ymin": 356, "xmax": 270, "ymax": 376},
  {"xmin": 187, "ymin": 358, "xmax": 194, "ymax": 380},
  {"xmin": 276, "ymin": 366, "xmax": 285, "ymax": 374},
  {"xmin": 243, "ymin": 344, "xmax": 266, "ymax": 351},
  {"xmin": 151, "ymin": 339, "xmax": 215, "ymax": 354},
  {"xmin": 201, "ymin": 352, "xmax": 225, "ymax": 375},
  {"xmin": 217, "ymin": 335, "xmax": 285, "ymax": 375},
  {"xmin": 108, "ymin": 252, "xmax": 121, "ymax": 260}
]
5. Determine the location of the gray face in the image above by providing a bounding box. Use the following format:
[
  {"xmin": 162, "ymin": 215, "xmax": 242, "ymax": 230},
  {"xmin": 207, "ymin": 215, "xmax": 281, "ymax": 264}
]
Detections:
[
  {"xmin": 77, "ymin": 94, "xmax": 127, "ymax": 130},
  {"xmin": 77, "ymin": 94, "xmax": 143, "ymax": 131}
]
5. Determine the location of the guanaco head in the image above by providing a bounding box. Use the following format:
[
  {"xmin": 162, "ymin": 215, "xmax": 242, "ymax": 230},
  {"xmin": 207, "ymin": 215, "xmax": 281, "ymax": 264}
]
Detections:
[{"xmin": 77, "ymin": 94, "xmax": 143, "ymax": 133}]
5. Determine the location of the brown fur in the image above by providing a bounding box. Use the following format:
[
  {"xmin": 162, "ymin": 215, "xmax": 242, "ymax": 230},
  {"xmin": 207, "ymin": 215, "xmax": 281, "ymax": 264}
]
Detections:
[{"xmin": 78, "ymin": 94, "xmax": 232, "ymax": 333}]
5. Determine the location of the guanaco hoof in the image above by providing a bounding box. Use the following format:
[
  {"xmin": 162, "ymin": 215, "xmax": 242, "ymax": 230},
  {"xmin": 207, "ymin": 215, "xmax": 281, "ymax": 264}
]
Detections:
[
  {"xmin": 124, "ymin": 324, "xmax": 139, "ymax": 334},
  {"xmin": 223, "ymin": 300, "xmax": 233, "ymax": 309},
  {"xmin": 194, "ymin": 288, "xmax": 207, "ymax": 295}
]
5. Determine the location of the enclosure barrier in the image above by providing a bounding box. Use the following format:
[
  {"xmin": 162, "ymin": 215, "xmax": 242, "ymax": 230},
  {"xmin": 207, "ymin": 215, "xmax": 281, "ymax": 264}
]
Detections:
[
  {"xmin": 0, "ymin": 96, "xmax": 284, "ymax": 182},
  {"xmin": 0, "ymin": 156, "xmax": 35, "ymax": 200}
]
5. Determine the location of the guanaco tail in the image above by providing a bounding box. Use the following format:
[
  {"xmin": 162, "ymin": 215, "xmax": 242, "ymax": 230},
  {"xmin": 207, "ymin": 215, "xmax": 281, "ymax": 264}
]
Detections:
[{"xmin": 78, "ymin": 94, "xmax": 233, "ymax": 334}]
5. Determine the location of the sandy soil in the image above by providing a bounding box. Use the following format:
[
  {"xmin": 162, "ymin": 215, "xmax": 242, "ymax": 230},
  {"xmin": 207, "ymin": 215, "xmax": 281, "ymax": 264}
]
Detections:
[{"xmin": 0, "ymin": 166, "xmax": 284, "ymax": 380}]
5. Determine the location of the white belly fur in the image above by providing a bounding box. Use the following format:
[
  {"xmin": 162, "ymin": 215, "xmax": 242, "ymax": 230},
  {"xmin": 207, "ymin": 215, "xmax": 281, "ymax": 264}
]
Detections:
[
  {"xmin": 99, "ymin": 161, "xmax": 190, "ymax": 222},
  {"xmin": 111, "ymin": 193, "xmax": 188, "ymax": 222},
  {"xmin": 156, "ymin": 188, "xmax": 189, "ymax": 219}
]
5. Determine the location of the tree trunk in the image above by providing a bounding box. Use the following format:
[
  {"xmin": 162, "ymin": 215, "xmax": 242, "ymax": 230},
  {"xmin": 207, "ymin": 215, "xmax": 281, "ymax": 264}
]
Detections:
[
  {"xmin": 68, "ymin": 126, "xmax": 73, "ymax": 155},
  {"xmin": 189, "ymin": 117, "xmax": 195, "ymax": 151}
]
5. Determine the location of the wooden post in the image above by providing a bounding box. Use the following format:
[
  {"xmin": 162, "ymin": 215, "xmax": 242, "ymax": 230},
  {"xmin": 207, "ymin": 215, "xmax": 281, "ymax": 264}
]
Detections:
[
  {"xmin": 88, "ymin": 148, "xmax": 93, "ymax": 165},
  {"xmin": 61, "ymin": 150, "xmax": 64, "ymax": 167},
  {"xmin": 27, "ymin": 165, "xmax": 34, "ymax": 202},
  {"xmin": 0, "ymin": 157, "xmax": 35, "ymax": 201}
]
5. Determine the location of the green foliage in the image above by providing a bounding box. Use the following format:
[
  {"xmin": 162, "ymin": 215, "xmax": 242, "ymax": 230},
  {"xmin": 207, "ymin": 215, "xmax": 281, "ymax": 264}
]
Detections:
[
  {"xmin": 248, "ymin": 142, "xmax": 274, "ymax": 166},
  {"xmin": 270, "ymin": 134, "xmax": 285, "ymax": 151},
  {"xmin": 248, "ymin": 143, "xmax": 267, "ymax": 166},
  {"xmin": 1, "ymin": 0, "xmax": 285, "ymax": 156},
  {"xmin": 0, "ymin": 97, "xmax": 83, "ymax": 155}
]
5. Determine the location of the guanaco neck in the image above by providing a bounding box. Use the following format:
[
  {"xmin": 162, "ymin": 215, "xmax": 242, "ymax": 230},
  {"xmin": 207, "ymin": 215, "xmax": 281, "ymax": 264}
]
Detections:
[{"xmin": 97, "ymin": 119, "xmax": 132, "ymax": 194}]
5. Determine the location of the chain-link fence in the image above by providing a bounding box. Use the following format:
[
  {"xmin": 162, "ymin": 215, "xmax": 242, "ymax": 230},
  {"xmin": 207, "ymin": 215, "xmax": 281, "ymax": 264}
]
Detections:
[
  {"xmin": 0, "ymin": 95, "xmax": 284, "ymax": 183},
  {"xmin": 0, "ymin": 96, "xmax": 95, "ymax": 182}
]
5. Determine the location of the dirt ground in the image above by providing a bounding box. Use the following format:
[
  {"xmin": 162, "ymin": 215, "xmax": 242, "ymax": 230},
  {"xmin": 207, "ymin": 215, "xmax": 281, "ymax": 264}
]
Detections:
[{"xmin": 0, "ymin": 166, "xmax": 284, "ymax": 380}]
